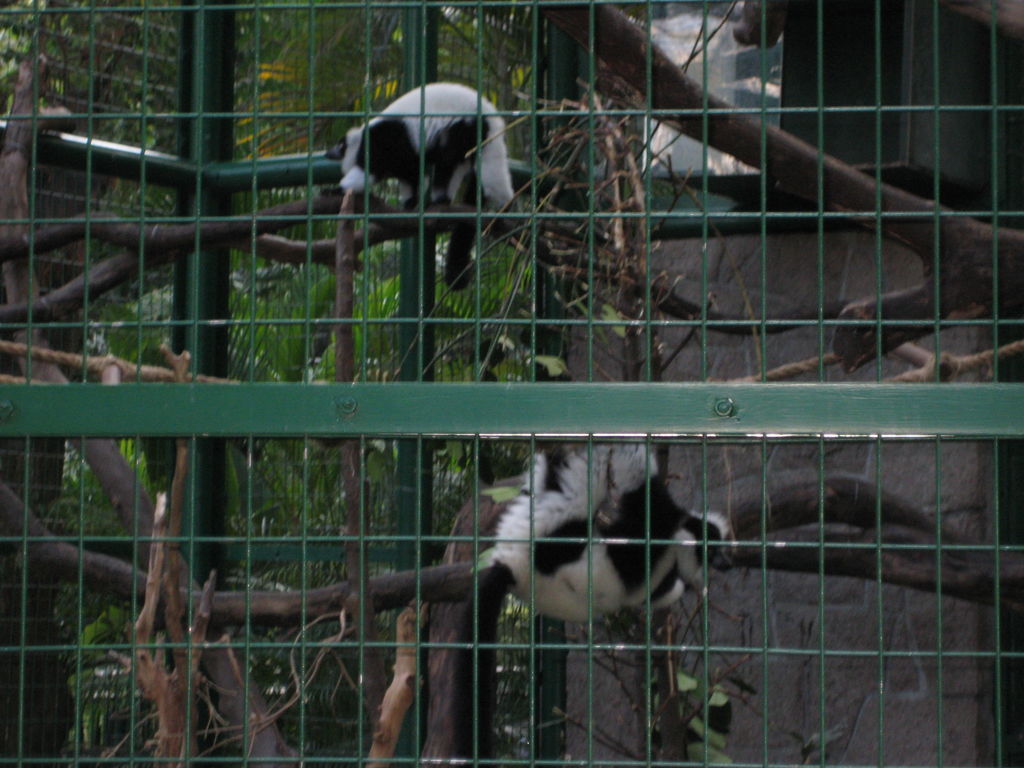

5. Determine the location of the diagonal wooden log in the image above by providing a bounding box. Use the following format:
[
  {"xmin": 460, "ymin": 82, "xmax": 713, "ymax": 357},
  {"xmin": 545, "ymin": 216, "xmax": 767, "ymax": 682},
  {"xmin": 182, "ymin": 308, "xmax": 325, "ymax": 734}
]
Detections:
[
  {"xmin": 541, "ymin": 4, "xmax": 1024, "ymax": 371},
  {"xmin": 543, "ymin": 5, "xmax": 938, "ymax": 248},
  {"xmin": 1, "ymin": 56, "xmax": 156, "ymax": 552}
]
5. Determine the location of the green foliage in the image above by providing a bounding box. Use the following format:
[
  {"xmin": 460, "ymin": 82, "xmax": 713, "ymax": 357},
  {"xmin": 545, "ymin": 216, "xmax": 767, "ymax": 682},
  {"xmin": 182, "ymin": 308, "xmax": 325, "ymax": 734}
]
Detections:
[
  {"xmin": 534, "ymin": 354, "xmax": 568, "ymax": 378},
  {"xmin": 93, "ymin": 282, "xmax": 175, "ymax": 365},
  {"xmin": 4, "ymin": 3, "xmax": 183, "ymax": 152},
  {"xmin": 482, "ymin": 485, "xmax": 519, "ymax": 504},
  {"xmin": 229, "ymin": 260, "xmax": 336, "ymax": 382},
  {"xmin": 233, "ymin": 8, "xmax": 403, "ymax": 158},
  {"xmin": 66, "ymin": 605, "xmax": 136, "ymax": 752},
  {"xmin": 664, "ymin": 668, "xmax": 740, "ymax": 765}
]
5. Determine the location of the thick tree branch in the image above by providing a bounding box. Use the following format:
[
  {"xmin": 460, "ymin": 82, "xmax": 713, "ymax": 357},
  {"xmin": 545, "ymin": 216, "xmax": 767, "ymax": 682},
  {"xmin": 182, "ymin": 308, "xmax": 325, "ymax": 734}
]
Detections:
[
  {"xmin": 542, "ymin": 5, "xmax": 937, "ymax": 249},
  {"xmin": 202, "ymin": 645, "xmax": 299, "ymax": 767},
  {"xmin": 0, "ymin": 196, "xmax": 847, "ymax": 350},
  {"xmin": 422, "ymin": 480, "xmax": 515, "ymax": 759},
  {"xmin": 729, "ymin": 472, "xmax": 969, "ymax": 542},
  {"xmin": 728, "ymin": 473, "xmax": 1014, "ymax": 608},
  {"xmin": 0, "ymin": 196, "xmax": 345, "ymax": 266},
  {"xmin": 540, "ymin": 4, "xmax": 1024, "ymax": 370},
  {"xmin": 0, "ymin": 196, "xmax": 501, "ymax": 266},
  {"xmin": 0, "ymin": 470, "xmax": 470, "ymax": 622},
  {"xmin": 0, "ymin": 470, "xmax": 1018, "ymax": 625},
  {"xmin": 732, "ymin": 539, "xmax": 1017, "ymax": 610},
  {"xmin": 0, "ymin": 480, "xmax": 145, "ymax": 598}
]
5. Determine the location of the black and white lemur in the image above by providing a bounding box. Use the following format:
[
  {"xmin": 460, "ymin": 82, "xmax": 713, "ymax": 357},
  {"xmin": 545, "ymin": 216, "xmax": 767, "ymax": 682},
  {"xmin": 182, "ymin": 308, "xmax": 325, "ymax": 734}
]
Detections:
[
  {"xmin": 326, "ymin": 82, "xmax": 514, "ymax": 288},
  {"xmin": 452, "ymin": 443, "xmax": 732, "ymax": 760}
]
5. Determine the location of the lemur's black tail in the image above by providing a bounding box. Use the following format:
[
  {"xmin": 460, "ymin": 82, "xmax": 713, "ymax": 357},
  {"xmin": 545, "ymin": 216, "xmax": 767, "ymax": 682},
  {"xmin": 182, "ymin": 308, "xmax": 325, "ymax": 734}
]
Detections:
[{"xmin": 451, "ymin": 561, "xmax": 516, "ymax": 762}]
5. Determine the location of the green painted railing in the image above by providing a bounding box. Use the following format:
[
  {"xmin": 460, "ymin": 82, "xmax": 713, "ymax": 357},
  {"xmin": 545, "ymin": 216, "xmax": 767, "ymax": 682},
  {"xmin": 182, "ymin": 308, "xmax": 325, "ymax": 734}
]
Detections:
[{"xmin": 0, "ymin": 382, "xmax": 1021, "ymax": 437}]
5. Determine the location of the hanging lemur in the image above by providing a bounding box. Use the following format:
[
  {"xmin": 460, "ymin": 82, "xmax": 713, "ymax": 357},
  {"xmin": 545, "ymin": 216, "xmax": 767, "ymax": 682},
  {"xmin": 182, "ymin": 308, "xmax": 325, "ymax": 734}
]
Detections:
[
  {"xmin": 326, "ymin": 82, "xmax": 514, "ymax": 288},
  {"xmin": 451, "ymin": 443, "xmax": 732, "ymax": 761}
]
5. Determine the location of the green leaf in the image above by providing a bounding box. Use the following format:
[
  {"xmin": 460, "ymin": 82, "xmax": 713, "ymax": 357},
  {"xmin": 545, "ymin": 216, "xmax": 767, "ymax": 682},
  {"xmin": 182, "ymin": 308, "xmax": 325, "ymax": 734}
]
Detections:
[
  {"xmin": 688, "ymin": 716, "xmax": 727, "ymax": 750},
  {"xmin": 444, "ymin": 440, "xmax": 465, "ymax": 463},
  {"xmin": 709, "ymin": 689, "xmax": 729, "ymax": 708},
  {"xmin": 483, "ymin": 485, "xmax": 520, "ymax": 503},
  {"xmin": 600, "ymin": 303, "xmax": 628, "ymax": 338},
  {"xmin": 476, "ymin": 547, "xmax": 495, "ymax": 571},
  {"xmin": 687, "ymin": 742, "xmax": 732, "ymax": 764},
  {"xmin": 677, "ymin": 670, "xmax": 699, "ymax": 692},
  {"xmin": 534, "ymin": 355, "xmax": 568, "ymax": 377},
  {"xmin": 366, "ymin": 449, "xmax": 388, "ymax": 484}
]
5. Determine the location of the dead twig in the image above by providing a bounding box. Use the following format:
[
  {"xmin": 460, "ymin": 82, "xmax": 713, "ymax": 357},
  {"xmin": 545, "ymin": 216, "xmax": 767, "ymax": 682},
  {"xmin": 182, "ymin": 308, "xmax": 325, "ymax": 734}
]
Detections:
[{"xmin": 132, "ymin": 494, "xmax": 194, "ymax": 765}]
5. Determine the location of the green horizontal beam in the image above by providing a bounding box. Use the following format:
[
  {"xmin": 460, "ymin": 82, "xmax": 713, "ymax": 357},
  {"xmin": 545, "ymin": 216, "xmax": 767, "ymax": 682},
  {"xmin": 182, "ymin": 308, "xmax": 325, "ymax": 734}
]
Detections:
[
  {"xmin": 2, "ymin": 122, "xmax": 201, "ymax": 188},
  {"xmin": 203, "ymin": 156, "xmax": 537, "ymax": 193},
  {"xmin": 0, "ymin": 383, "xmax": 1021, "ymax": 437},
  {"xmin": 203, "ymin": 154, "xmax": 340, "ymax": 191}
]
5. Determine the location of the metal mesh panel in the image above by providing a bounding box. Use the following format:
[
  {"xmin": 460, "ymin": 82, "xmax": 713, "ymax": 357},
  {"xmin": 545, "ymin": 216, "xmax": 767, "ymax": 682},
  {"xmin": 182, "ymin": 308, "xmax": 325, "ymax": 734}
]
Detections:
[{"xmin": 0, "ymin": 0, "xmax": 1019, "ymax": 766}]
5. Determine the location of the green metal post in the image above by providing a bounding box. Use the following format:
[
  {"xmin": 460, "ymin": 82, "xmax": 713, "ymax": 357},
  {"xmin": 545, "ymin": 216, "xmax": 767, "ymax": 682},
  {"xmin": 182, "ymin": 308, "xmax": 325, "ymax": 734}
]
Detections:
[
  {"xmin": 174, "ymin": 1, "xmax": 235, "ymax": 583},
  {"xmin": 533, "ymin": 20, "xmax": 580, "ymax": 761},
  {"xmin": 998, "ymin": 35, "xmax": 1024, "ymax": 768},
  {"xmin": 396, "ymin": 0, "xmax": 438, "ymax": 570},
  {"xmin": 396, "ymin": 6, "xmax": 438, "ymax": 757}
]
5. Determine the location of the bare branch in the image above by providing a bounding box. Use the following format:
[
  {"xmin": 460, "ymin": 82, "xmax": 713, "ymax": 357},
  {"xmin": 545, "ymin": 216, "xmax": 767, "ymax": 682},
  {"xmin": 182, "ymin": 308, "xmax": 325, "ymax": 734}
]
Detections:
[
  {"xmin": 133, "ymin": 494, "xmax": 194, "ymax": 765},
  {"xmin": 202, "ymin": 642, "xmax": 299, "ymax": 766},
  {"xmin": 368, "ymin": 608, "xmax": 421, "ymax": 768}
]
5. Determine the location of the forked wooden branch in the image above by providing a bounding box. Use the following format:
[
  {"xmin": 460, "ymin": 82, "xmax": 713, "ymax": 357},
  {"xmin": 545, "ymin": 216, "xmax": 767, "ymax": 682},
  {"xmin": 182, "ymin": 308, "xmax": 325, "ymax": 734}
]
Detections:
[
  {"xmin": 133, "ymin": 494, "xmax": 194, "ymax": 765},
  {"xmin": 368, "ymin": 607, "xmax": 421, "ymax": 768}
]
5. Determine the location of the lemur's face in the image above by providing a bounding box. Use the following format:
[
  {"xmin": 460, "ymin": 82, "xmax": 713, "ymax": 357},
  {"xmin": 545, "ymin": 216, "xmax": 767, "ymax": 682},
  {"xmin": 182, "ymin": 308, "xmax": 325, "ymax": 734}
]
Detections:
[
  {"xmin": 326, "ymin": 126, "xmax": 363, "ymax": 172},
  {"xmin": 327, "ymin": 126, "xmax": 369, "ymax": 192}
]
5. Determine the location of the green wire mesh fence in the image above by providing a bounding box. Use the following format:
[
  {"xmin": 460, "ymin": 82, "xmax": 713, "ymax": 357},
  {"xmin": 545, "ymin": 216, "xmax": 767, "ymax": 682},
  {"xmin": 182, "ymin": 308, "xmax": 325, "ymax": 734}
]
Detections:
[{"xmin": 0, "ymin": 0, "xmax": 1020, "ymax": 765}]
